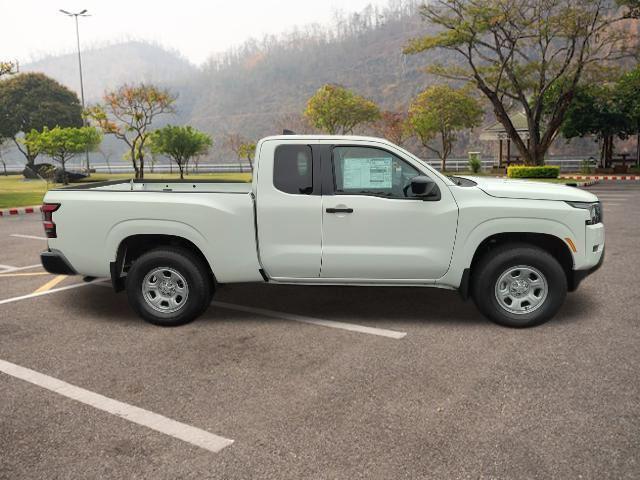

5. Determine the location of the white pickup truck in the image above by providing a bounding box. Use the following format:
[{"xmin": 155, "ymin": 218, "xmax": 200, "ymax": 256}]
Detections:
[{"xmin": 40, "ymin": 135, "xmax": 604, "ymax": 328}]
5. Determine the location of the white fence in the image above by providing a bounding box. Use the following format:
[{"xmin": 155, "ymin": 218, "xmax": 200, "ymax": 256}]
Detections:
[{"xmin": 3, "ymin": 156, "xmax": 594, "ymax": 174}]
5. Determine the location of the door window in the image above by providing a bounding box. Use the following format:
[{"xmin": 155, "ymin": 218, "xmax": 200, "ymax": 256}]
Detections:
[
  {"xmin": 333, "ymin": 146, "xmax": 421, "ymax": 198},
  {"xmin": 273, "ymin": 145, "xmax": 313, "ymax": 195}
]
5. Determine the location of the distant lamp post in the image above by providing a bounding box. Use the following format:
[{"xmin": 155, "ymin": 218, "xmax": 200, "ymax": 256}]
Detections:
[{"xmin": 60, "ymin": 8, "xmax": 91, "ymax": 174}]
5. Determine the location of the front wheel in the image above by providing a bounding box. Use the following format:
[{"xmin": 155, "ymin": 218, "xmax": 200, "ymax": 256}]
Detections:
[
  {"xmin": 472, "ymin": 243, "xmax": 567, "ymax": 328},
  {"xmin": 126, "ymin": 247, "xmax": 212, "ymax": 327}
]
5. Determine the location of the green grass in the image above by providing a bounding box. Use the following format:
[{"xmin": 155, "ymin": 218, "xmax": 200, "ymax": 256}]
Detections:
[
  {"xmin": 0, "ymin": 176, "xmax": 49, "ymax": 209},
  {"xmin": 0, "ymin": 172, "xmax": 252, "ymax": 208}
]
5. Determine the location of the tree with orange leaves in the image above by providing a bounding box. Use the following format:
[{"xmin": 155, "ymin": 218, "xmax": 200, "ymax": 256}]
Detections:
[
  {"xmin": 372, "ymin": 111, "xmax": 411, "ymax": 146},
  {"xmin": 86, "ymin": 84, "xmax": 175, "ymax": 178}
]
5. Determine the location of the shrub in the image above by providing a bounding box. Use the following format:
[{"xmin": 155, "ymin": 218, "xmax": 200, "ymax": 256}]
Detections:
[
  {"xmin": 23, "ymin": 163, "xmax": 56, "ymax": 180},
  {"xmin": 580, "ymin": 158, "xmax": 595, "ymax": 174},
  {"xmin": 507, "ymin": 165, "xmax": 560, "ymax": 178},
  {"xmin": 468, "ymin": 152, "xmax": 481, "ymax": 173},
  {"xmin": 22, "ymin": 163, "xmax": 87, "ymax": 183},
  {"xmin": 53, "ymin": 169, "xmax": 87, "ymax": 183}
]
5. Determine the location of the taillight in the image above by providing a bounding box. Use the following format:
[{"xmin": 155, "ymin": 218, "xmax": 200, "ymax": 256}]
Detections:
[{"xmin": 42, "ymin": 203, "xmax": 60, "ymax": 238}]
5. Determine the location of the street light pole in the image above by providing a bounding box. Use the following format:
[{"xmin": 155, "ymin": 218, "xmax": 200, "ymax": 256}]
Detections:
[
  {"xmin": 60, "ymin": 8, "xmax": 90, "ymax": 174},
  {"xmin": 73, "ymin": 15, "xmax": 86, "ymax": 114}
]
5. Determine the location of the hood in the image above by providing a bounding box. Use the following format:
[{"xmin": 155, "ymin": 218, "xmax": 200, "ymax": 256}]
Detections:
[{"xmin": 456, "ymin": 176, "xmax": 598, "ymax": 202}]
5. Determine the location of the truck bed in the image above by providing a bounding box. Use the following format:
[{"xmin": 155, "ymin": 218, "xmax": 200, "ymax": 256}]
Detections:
[
  {"xmin": 58, "ymin": 179, "xmax": 252, "ymax": 194},
  {"xmin": 44, "ymin": 179, "xmax": 261, "ymax": 283}
]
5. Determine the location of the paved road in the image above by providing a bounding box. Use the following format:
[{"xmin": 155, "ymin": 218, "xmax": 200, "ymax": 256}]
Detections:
[{"xmin": 0, "ymin": 182, "xmax": 638, "ymax": 479}]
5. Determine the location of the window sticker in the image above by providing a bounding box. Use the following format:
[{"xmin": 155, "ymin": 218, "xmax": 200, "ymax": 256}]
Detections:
[{"xmin": 342, "ymin": 157, "xmax": 392, "ymax": 189}]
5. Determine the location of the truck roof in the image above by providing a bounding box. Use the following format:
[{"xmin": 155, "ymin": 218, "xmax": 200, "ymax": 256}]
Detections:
[{"xmin": 260, "ymin": 134, "xmax": 393, "ymax": 144}]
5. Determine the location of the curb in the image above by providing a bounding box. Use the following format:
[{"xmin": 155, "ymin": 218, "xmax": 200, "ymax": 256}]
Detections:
[
  {"xmin": 560, "ymin": 175, "xmax": 639, "ymax": 181},
  {"xmin": 0, "ymin": 205, "xmax": 42, "ymax": 217},
  {"xmin": 570, "ymin": 179, "xmax": 599, "ymax": 187}
]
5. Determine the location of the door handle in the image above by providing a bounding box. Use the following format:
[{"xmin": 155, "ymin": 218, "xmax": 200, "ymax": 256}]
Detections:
[{"xmin": 326, "ymin": 207, "xmax": 354, "ymax": 214}]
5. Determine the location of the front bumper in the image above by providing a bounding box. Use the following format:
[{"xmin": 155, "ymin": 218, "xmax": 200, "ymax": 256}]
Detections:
[
  {"xmin": 569, "ymin": 247, "xmax": 604, "ymax": 291},
  {"xmin": 41, "ymin": 249, "xmax": 77, "ymax": 275}
]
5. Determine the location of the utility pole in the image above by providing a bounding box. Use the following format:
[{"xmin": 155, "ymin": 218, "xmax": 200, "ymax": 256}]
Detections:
[{"xmin": 60, "ymin": 9, "xmax": 90, "ymax": 174}]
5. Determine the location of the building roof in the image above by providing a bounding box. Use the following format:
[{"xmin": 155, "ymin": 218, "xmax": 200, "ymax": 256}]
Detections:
[{"xmin": 480, "ymin": 111, "xmax": 530, "ymax": 140}]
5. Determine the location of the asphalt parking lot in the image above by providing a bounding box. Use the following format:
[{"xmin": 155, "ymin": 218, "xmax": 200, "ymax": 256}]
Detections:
[{"xmin": 1, "ymin": 182, "xmax": 639, "ymax": 479}]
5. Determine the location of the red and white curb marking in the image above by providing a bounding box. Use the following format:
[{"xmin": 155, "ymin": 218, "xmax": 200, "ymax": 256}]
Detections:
[
  {"xmin": 560, "ymin": 175, "xmax": 640, "ymax": 181},
  {"xmin": 572, "ymin": 180, "xmax": 599, "ymax": 187},
  {"xmin": 0, "ymin": 205, "xmax": 42, "ymax": 217}
]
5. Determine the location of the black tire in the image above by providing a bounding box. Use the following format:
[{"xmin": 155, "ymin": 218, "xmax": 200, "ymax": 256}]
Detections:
[
  {"xmin": 471, "ymin": 243, "xmax": 567, "ymax": 328},
  {"xmin": 125, "ymin": 247, "xmax": 213, "ymax": 327}
]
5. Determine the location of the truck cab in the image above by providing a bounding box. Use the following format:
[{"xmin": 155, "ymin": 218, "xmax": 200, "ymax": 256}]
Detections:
[{"xmin": 255, "ymin": 136, "xmax": 458, "ymax": 282}]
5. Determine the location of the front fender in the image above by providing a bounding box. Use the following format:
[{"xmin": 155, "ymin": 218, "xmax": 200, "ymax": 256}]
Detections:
[{"xmin": 439, "ymin": 217, "xmax": 578, "ymax": 289}]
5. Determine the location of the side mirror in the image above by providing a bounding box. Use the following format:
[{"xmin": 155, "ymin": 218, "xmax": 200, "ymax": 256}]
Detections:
[{"xmin": 410, "ymin": 176, "xmax": 439, "ymax": 199}]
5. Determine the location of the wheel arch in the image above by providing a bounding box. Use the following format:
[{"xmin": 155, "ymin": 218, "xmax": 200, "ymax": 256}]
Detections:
[
  {"xmin": 110, "ymin": 233, "xmax": 216, "ymax": 292},
  {"xmin": 458, "ymin": 231, "xmax": 575, "ymax": 299}
]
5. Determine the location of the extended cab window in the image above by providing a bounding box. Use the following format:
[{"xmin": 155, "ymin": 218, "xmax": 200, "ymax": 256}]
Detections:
[
  {"xmin": 333, "ymin": 146, "xmax": 421, "ymax": 198},
  {"xmin": 273, "ymin": 145, "xmax": 313, "ymax": 195}
]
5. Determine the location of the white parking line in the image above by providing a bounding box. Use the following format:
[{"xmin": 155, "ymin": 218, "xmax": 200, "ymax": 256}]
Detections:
[
  {"xmin": 0, "ymin": 276, "xmax": 404, "ymax": 339},
  {"xmin": 10, "ymin": 234, "xmax": 47, "ymax": 241},
  {"xmin": 0, "ymin": 278, "xmax": 108, "ymax": 306},
  {"xmin": 0, "ymin": 264, "xmax": 42, "ymax": 273},
  {"xmin": 0, "ymin": 359, "xmax": 234, "ymax": 453},
  {"xmin": 212, "ymin": 301, "xmax": 407, "ymax": 339}
]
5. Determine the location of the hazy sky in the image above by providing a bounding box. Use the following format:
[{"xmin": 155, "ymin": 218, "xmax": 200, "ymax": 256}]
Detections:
[{"xmin": 1, "ymin": 0, "xmax": 391, "ymax": 65}]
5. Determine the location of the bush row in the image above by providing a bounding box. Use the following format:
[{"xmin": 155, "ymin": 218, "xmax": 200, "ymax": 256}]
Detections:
[{"xmin": 507, "ymin": 165, "xmax": 560, "ymax": 178}]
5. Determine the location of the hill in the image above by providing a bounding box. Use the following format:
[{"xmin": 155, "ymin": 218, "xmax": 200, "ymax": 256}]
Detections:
[
  {"xmin": 23, "ymin": 41, "xmax": 197, "ymax": 102},
  {"xmin": 185, "ymin": 1, "xmax": 432, "ymax": 140}
]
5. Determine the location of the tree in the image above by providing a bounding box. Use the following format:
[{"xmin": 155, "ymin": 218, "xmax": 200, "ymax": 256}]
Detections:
[
  {"xmin": 407, "ymin": 85, "xmax": 483, "ymax": 170},
  {"xmin": 238, "ymin": 142, "xmax": 256, "ymax": 171},
  {"xmin": 150, "ymin": 125, "xmax": 212, "ymax": 179},
  {"xmin": 0, "ymin": 73, "xmax": 83, "ymax": 167},
  {"xmin": 23, "ymin": 126, "xmax": 101, "ymax": 185},
  {"xmin": 0, "ymin": 61, "xmax": 16, "ymax": 77},
  {"xmin": 557, "ymin": 84, "xmax": 629, "ymax": 167},
  {"xmin": 404, "ymin": 0, "xmax": 639, "ymax": 165},
  {"xmin": 86, "ymin": 84, "xmax": 176, "ymax": 179},
  {"xmin": 304, "ymin": 84, "xmax": 380, "ymax": 134},
  {"xmin": 0, "ymin": 138, "xmax": 10, "ymax": 176},
  {"xmin": 617, "ymin": 67, "xmax": 640, "ymax": 167},
  {"xmin": 224, "ymin": 133, "xmax": 251, "ymax": 172},
  {"xmin": 372, "ymin": 111, "xmax": 411, "ymax": 146}
]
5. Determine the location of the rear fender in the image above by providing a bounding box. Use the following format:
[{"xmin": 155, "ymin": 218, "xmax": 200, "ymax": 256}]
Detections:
[{"xmin": 106, "ymin": 219, "xmax": 212, "ymax": 272}]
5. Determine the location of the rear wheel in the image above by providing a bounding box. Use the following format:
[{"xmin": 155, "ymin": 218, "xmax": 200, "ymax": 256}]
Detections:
[
  {"xmin": 126, "ymin": 247, "xmax": 212, "ymax": 327},
  {"xmin": 472, "ymin": 243, "xmax": 567, "ymax": 328}
]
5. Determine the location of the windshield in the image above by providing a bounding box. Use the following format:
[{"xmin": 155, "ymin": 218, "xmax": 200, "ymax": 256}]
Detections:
[{"xmin": 387, "ymin": 143, "xmax": 454, "ymax": 185}]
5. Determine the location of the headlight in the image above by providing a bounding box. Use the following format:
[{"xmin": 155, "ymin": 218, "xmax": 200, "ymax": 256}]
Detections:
[{"xmin": 566, "ymin": 201, "xmax": 602, "ymax": 225}]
